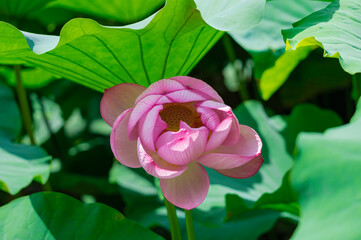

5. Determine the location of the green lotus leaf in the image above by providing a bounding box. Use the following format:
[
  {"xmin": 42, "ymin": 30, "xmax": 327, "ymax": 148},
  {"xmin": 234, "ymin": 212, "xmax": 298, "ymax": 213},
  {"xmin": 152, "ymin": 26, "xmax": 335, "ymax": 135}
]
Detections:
[
  {"xmin": 283, "ymin": 0, "xmax": 361, "ymax": 74},
  {"xmin": 194, "ymin": 0, "xmax": 266, "ymax": 32},
  {"xmin": 0, "ymin": 138, "xmax": 51, "ymax": 195},
  {"xmin": 0, "ymin": 0, "xmax": 164, "ymax": 26},
  {"xmin": 0, "ymin": 0, "xmax": 223, "ymax": 91},
  {"xmin": 48, "ymin": 0, "xmax": 165, "ymax": 24},
  {"xmin": 290, "ymin": 98, "xmax": 361, "ymax": 239},
  {"xmin": 0, "ymin": 192, "xmax": 163, "ymax": 240},
  {"xmin": 231, "ymin": 0, "xmax": 329, "ymax": 77}
]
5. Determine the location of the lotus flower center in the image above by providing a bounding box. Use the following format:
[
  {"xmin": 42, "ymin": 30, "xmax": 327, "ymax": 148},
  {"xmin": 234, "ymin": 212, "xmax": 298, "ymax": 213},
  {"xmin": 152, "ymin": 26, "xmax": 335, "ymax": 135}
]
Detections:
[{"xmin": 160, "ymin": 104, "xmax": 195, "ymax": 131}]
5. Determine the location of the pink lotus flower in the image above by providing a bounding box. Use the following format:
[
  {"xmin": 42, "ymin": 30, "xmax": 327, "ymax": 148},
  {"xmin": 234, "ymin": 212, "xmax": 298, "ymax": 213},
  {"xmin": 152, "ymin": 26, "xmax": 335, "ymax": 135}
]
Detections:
[{"xmin": 101, "ymin": 76, "xmax": 263, "ymax": 210}]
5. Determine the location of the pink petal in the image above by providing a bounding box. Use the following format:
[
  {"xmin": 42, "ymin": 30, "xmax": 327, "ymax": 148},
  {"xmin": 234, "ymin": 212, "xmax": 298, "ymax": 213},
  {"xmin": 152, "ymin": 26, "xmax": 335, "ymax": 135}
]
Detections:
[
  {"xmin": 138, "ymin": 105, "xmax": 167, "ymax": 152},
  {"xmin": 128, "ymin": 94, "xmax": 163, "ymax": 140},
  {"xmin": 110, "ymin": 109, "xmax": 141, "ymax": 168},
  {"xmin": 153, "ymin": 116, "xmax": 169, "ymax": 143},
  {"xmin": 205, "ymin": 117, "xmax": 233, "ymax": 152},
  {"xmin": 166, "ymin": 89, "xmax": 207, "ymax": 102},
  {"xmin": 216, "ymin": 155, "xmax": 264, "ymax": 179},
  {"xmin": 197, "ymin": 152, "xmax": 260, "ymax": 170},
  {"xmin": 160, "ymin": 162, "xmax": 209, "ymax": 210},
  {"xmin": 170, "ymin": 76, "xmax": 224, "ymax": 103},
  {"xmin": 156, "ymin": 95, "xmax": 173, "ymax": 105},
  {"xmin": 198, "ymin": 125, "xmax": 262, "ymax": 169},
  {"xmin": 219, "ymin": 125, "xmax": 262, "ymax": 155},
  {"xmin": 135, "ymin": 79, "xmax": 186, "ymax": 104},
  {"xmin": 196, "ymin": 100, "xmax": 240, "ymax": 145},
  {"xmin": 196, "ymin": 100, "xmax": 232, "ymax": 114},
  {"xmin": 197, "ymin": 106, "xmax": 220, "ymax": 131},
  {"xmin": 101, "ymin": 83, "xmax": 145, "ymax": 126},
  {"xmin": 221, "ymin": 113, "xmax": 240, "ymax": 146},
  {"xmin": 156, "ymin": 122, "xmax": 209, "ymax": 165},
  {"xmin": 137, "ymin": 139, "xmax": 187, "ymax": 179}
]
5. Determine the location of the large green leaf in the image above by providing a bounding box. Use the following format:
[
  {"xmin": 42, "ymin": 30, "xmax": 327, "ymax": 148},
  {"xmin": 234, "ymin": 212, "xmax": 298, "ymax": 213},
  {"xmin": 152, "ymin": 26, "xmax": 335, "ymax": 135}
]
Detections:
[
  {"xmin": 0, "ymin": 0, "xmax": 164, "ymax": 27},
  {"xmin": 194, "ymin": 209, "xmax": 280, "ymax": 240},
  {"xmin": 228, "ymin": 0, "xmax": 330, "ymax": 100},
  {"xmin": 230, "ymin": 0, "xmax": 329, "ymax": 53},
  {"xmin": 194, "ymin": 0, "xmax": 266, "ymax": 32},
  {"xmin": 48, "ymin": 0, "xmax": 165, "ymax": 24},
  {"xmin": 254, "ymin": 172, "xmax": 299, "ymax": 216},
  {"xmin": 290, "ymin": 99, "xmax": 361, "ymax": 239},
  {"xmin": 0, "ymin": 192, "xmax": 163, "ymax": 240},
  {"xmin": 283, "ymin": 0, "xmax": 361, "ymax": 74},
  {"xmin": 0, "ymin": 0, "xmax": 223, "ymax": 91},
  {"xmin": 230, "ymin": 0, "xmax": 329, "ymax": 76},
  {"xmin": 0, "ymin": 81, "xmax": 21, "ymax": 139},
  {"xmin": 231, "ymin": 0, "xmax": 328, "ymax": 52},
  {"xmin": 0, "ymin": 138, "xmax": 51, "ymax": 194}
]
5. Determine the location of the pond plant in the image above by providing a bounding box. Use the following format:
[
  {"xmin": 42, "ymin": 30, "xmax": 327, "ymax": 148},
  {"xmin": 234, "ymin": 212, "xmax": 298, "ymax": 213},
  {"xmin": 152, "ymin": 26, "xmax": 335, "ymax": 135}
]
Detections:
[{"xmin": 0, "ymin": 0, "xmax": 360, "ymax": 239}]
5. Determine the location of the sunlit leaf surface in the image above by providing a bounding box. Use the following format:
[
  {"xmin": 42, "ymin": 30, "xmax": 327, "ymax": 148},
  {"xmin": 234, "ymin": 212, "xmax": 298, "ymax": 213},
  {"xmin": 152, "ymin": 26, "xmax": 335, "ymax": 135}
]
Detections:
[
  {"xmin": 0, "ymin": 192, "xmax": 163, "ymax": 240},
  {"xmin": 291, "ymin": 98, "xmax": 361, "ymax": 240},
  {"xmin": 231, "ymin": 0, "xmax": 329, "ymax": 52},
  {"xmin": 284, "ymin": 0, "xmax": 361, "ymax": 74},
  {"xmin": 0, "ymin": 138, "xmax": 51, "ymax": 195},
  {"xmin": 194, "ymin": 0, "xmax": 266, "ymax": 32},
  {"xmin": 0, "ymin": 0, "xmax": 222, "ymax": 91},
  {"xmin": 229, "ymin": 0, "xmax": 330, "ymax": 98},
  {"xmin": 231, "ymin": 0, "xmax": 328, "ymax": 71}
]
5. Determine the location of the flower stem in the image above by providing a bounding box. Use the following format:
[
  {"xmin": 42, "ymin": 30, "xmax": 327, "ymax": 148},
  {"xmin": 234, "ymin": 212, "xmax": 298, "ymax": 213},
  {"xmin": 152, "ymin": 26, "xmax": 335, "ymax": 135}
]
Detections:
[
  {"xmin": 222, "ymin": 34, "xmax": 236, "ymax": 63},
  {"xmin": 185, "ymin": 209, "xmax": 195, "ymax": 240},
  {"xmin": 164, "ymin": 196, "xmax": 182, "ymax": 240},
  {"xmin": 14, "ymin": 65, "xmax": 36, "ymax": 145},
  {"xmin": 222, "ymin": 34, "xmax": 250, "ymax": 101}
]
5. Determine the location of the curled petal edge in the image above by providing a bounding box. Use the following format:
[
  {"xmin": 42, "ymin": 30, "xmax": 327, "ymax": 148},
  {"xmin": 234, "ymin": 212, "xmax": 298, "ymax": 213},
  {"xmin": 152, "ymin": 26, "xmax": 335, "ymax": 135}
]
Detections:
[{"xmin": 216, "ymin": 155, "xmax": 264, "ymax": 179}]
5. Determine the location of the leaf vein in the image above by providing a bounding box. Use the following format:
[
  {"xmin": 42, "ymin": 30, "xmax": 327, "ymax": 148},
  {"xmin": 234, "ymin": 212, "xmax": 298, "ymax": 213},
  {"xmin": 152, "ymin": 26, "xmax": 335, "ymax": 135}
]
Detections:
[{"xmin": 91, "ymin": 35, "xmax": 138, "ymax": 84}]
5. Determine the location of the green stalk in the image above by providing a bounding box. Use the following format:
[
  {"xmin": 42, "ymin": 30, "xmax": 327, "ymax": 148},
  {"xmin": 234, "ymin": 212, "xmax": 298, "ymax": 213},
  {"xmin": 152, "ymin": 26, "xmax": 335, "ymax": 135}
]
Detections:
[
  {"xmin": 164, "ymin": 197, "xmax": 182, "ymax": 240},
  {"xmin": 14, "ymin": 65, "xmax": 36, "ymax": 145},
  {"xmin": 222, "ymin": 34, "xmax": 236, "ymax": 63},
  {"xmin": 222, "ymin": 34, "xmax": 250, "ymax": 101},
  {"xmin": 185, "ymin": 209, "xmax": 195, "ymax": 240}
]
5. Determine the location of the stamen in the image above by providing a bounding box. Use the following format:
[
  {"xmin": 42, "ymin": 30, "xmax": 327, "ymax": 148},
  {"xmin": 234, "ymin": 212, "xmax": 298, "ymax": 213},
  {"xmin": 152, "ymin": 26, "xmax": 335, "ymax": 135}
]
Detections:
[{"xmin": 160, "ymin": 104, "xmax": 194, "ymax": 131}]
